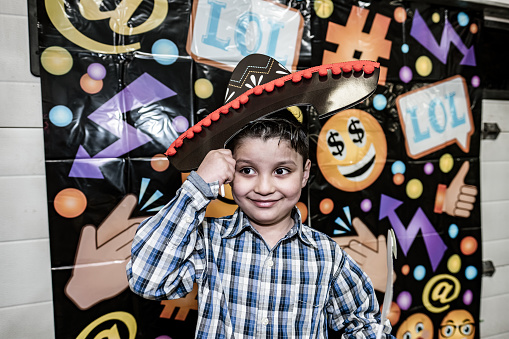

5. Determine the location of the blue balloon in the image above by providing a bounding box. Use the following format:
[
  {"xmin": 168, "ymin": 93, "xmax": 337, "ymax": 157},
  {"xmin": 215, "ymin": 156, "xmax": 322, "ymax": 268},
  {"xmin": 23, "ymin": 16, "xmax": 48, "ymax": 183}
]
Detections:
[
  {"xmin": 392, "ymin": 161, "xmax": 406, "ymax": 175},
  {"xmin": 49, "ymin": 105, "xmax": 73, "ymax": 127},
  {"xmin": 465, "ymin": 265, "xmax": 478, "ymax": 280},
  {"xmin": 458, "ymin": 12, "xmax": 469, "ymax": 27},
  {"xmin": 152, "ymin": 39, "xmax": 179, "ymax": 65},
  {"xmin": 401, "ymin": 44, "xmax": 409, "ymax": 54},
  {"xmin": 373, "ymin": 94, "xmax": 387, "ymax": 111},
  {"xmin": 413, "ymin": 265, "xmax": 426, "ymax": 281},
  {"xmin": 448, "ymin": 224, "xmax": 459, "ymax": 239}
]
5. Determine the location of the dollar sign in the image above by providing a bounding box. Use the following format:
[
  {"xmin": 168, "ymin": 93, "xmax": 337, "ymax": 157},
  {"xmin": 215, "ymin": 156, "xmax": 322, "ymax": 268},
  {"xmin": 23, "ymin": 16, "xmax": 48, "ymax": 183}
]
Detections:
[
  {"xmin": 348, "ymin": 119, "xmax": 364, "ymax": 144},
  {"xmin": 327, "ymin": 131, "xmax": 344, "ymax": 156}
]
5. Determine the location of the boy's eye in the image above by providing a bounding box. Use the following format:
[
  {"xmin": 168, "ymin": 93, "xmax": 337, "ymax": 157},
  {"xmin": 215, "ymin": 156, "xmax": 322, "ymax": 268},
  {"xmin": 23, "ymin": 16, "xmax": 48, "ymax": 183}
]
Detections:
[
  {"xmin": 275, "ymin": 168, "xmax": 290, "ymax": 175},
  {"xmin": 239, "ymin": 168, "xmax": 254, "ymax": 175}
]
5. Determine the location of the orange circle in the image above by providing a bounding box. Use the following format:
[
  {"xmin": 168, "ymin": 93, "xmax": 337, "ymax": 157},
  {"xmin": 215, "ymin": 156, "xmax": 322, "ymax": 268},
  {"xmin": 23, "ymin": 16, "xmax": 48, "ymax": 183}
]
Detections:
[
  {"xmin": 151, "ymin": 154, "xmax": 170, "ymax": 172},
  {"xmin": 393, "ymin": 173, "xmax": 405, "ymax": 185},
  {"xmin": 470, "ymin": 23, "xmax": 478, "ymax": 34},
  {"xmin": 394, "ymin": 7, "xmax": 407, "ymax": 23},
  {"xmin": 54, "ymin": 188, "xmax": 87, "ymax": 218},
  {"xmin": 296, "ymin": 202, "xmax": 308, "ymax": 221},
  {"xmin": 401, "ymin": 264, "xmax": 410, "ymax": 275},
  {"xmin": 319, "ymin": 198, "xmax": 334, "ymax": 214},
  {"xmin": 460, "ymin": 236, "xmax": 478, "ymax": 255},
  {"xmin": 386, "ymin": 302, "xmax": 401, "ymax": 325},
  {"xmin": 80, "ymin": 73, "xmax": 103, "ymax": 94},
  {"xmin": 316, "ymin": 109, "xmax": 387, "ymax": 192}
]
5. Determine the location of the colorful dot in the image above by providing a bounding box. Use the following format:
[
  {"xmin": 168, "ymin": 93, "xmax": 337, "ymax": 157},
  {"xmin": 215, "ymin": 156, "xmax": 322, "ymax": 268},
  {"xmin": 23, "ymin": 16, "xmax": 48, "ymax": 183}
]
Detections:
[
  {"xmin": 80, "ymin": 74, "xmax": 103, "ymax": 94},
  {"xmin": 194, "ymin": 78, "xmax": 214, "ymax": 99},
  {"xmin": 439, "ymin": 153, "xmax": 454, "ymax": 173},
  {"xmin": 393, "ymin": 173, "xmax": 405, "ymax": 186},
  {"xmin": 401, "ymin": 264, "xmax": 410, "ymax": 275},
  {"xmin": 387, "ymin": 302, "xmax": 402, "ymax": 326},
  {"xmin": 470, "ymin": 23, "xmax": 478, "ymax": 34},
  {"xmin": 392, "ymin": 161, "xmax": 406, "ymax": 175},
  {"xmin": 463, "ymin": 290, "xmax": 473, "ymax": 305},
  {"xmin": 172, "ymin": 116, "xmax": 189, "ymax": 133},
  {"xmin": 151, "ymin": 154, "xmax": 170, "ymax": 172},
  {"xmin": 287, "ymin": 106, "xmax": 304, "ymax": 123},
  {"xmin": 406, "ymin": 178, "xmax": 423, "ymax": 199},
  {"xmin": 423, "ymin": 162, "xmax": 434, "ymax": 175},
  {"xmin": 447, "ymin": 254, "xmax": 462, "ymax": 273},
  {"xmin": 399, "ymin": 66, "xmax": 413, "ymax": 83},
  {"xmin": 296, "ymin": 201, "xmax": 308, "ymax": 220},
  {"xmin": 448, "ymin": 224, "xmax": 459, "ymax": 239},
  {"xmin": 87, "ymin": 63, "xmax": 106, "ymax": 80},
  {"xmin": 460, "ymin": 236, "xmax": 478, "ymax": 255},
  {"xmin": 373, "ymin": 94, "xmax": 387, "ymax": 111},
  {"xmin": 397, "ymin": 291, "xmax": 412, "ymax": 310},
  {"xmin": 415, "ymin": 55, "xmax": 433, "ymax": 77},
  {"xmin": 458, "ymin": 12, "xmax": 469, "ymax": 27},
  {"xmin": 465, "ymin": 265, "xmax": 478, "ymax": 280},
  {"xmin": 471, "ymin": 75, "xmax": 480, "ymax": 88},
  {"xmin": 432, "ymin": 12, "xmax": 441, "ymax": 23},
  {"xmin": 394, "ymin": 7, "xmax": 407, "ymax": 23},
  {"xmin": 152, "ymin": 39, "xmax": 179, "ymax": 65},
  {"xmin": 49, "ymin": 105, "xmax": 73, "ymax": 127},
  {"xmin": 314, "ymin": 0, "xmax": 334, "ymax": 19},
  {"xmin": 401, "ymin": 44, "xmax": 409, "ymax": 54},
  {"xmin": 54, "ymin": 188, "xmax": 87, "ymax": 218},
  {"xmin": 40, "ymin": 46, "xmax": 73, "ymax": 75},
  {"xmin": 360, "ymin": 199, "xmax": 372, "ymax": 212},
  {"xmin": 319, "ymin": 198, "xmax": 334, "ymax": 214},
  {"xmin": 413, "ymin": 265, "xmax": 426, "ymax": 280}
]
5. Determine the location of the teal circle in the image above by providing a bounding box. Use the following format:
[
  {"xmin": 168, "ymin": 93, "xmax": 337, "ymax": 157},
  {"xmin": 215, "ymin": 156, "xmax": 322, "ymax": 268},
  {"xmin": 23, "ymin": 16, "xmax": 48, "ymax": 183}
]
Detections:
[
  {"xmin": 413, "ymin": 265, "xmax": 426, "ymax": 281},
  {"xmin": 448, "ymin": 224, "xmax": 459, "ymax": 239},
  {"xmin": 401, "ymin": 44, "xmax": 409, "ymax": 54},
  {"xmin": 373, "ymin": 94, "xmax": 387, "ymax": 111},
  {"xmin": 49, "ymin": 105, "xmax": 73, "ymax": 127},
  {"xmin": 392, "ymin": 161, "xmax": 406, "ymax": 175},
  {"xmin": 465, "ymin": 265, "xmax": 478, "ymax": 280},
  {"xmin": 152, "ymin": 39, "xmax": 179, "ymax": 65},
  {"xmin": 458, "ymin": 12, "xmax": 469, "ymax": 27}
]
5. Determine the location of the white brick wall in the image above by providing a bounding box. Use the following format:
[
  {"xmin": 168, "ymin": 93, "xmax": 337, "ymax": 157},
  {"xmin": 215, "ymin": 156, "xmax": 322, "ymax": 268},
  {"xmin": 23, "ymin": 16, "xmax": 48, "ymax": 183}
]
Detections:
[{"xmin": 0, "ymin": 0, "xmax": 507, "ymax": 338}]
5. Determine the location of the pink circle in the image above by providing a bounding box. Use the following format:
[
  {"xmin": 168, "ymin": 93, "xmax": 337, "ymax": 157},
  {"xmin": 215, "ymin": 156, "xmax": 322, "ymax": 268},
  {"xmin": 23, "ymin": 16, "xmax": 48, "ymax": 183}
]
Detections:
[
  {"xmin": 424, "ymin": 162, "xmax": 434, "ymax": 175},
  {"xmin": 399, "ymin": 66, "xmax": 413, "ymax": 83},
  {"xmin": 360, "ymin": 199, "xmax": 372, "ymax": 212},
  {"xmin": 471, "ymin": 75, "xmax": 480, "ymax": 88},
  {"xmin": 173, "ymin": 116, "xmax": 189, "ymax": 133},
  {"xmin": 463, "ymin": 289, "xmax": 473, "ymax": 305},
  {"xmin": 397, "ymin": 291, "xmax": 412, "ymax": 310},
  {"xmin": 87, "ymin": 63, "xmax": 106, "ymax": 80}
]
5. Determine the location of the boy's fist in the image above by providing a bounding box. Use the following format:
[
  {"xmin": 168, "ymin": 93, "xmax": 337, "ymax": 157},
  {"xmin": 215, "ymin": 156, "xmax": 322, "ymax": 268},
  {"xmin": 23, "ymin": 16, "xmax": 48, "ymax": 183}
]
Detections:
[{"xmin": 196, "ymin": 149, "xmax": 236, "ymax": 185}]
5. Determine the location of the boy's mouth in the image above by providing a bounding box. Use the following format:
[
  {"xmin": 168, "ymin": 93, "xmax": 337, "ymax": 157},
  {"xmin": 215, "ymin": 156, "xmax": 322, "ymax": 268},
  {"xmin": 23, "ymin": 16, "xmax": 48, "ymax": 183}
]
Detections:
[{"xmin": 250, "ymin": 199, "xmax": 279, "ymax": 208}]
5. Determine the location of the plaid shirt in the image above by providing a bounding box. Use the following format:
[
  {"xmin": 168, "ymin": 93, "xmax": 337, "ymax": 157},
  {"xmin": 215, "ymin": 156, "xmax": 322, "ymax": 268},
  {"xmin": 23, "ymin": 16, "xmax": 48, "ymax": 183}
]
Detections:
[{"xmin": 127, "ymin": 173, "xmax": 394, "ymax": 339}]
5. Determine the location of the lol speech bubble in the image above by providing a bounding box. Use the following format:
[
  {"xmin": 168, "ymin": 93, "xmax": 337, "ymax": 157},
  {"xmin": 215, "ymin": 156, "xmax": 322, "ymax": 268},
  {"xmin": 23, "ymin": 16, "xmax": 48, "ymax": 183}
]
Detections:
[{"xmin": 396, "ymin": 75, "xmax": 474, "ymax": 159}]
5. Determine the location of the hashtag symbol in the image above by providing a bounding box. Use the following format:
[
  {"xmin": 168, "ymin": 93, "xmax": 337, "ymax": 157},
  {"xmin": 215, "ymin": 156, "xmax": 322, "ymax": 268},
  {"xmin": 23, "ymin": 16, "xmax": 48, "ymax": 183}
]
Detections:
[
  {"xmin": 160, "ymin": 284, "xmax": 198, "ymax": 321},
  {"xmin": 323, "ymin": 5, "xmax": 392, "ymax": 85}
]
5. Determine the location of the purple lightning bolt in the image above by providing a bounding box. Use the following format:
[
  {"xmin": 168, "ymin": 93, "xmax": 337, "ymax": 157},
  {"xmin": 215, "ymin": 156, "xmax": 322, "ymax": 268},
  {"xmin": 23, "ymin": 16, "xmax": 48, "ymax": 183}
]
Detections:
[
  {"xmin": 379, "ymin": 194, "xmax": 447, "ymax": 271},
  {"xmin": 69, "ymin": 73, "xmax": 176, "ymax": 179},
  {"xmin": 410, "ymin": 9, "xmax": 476, "ymax": 66}
]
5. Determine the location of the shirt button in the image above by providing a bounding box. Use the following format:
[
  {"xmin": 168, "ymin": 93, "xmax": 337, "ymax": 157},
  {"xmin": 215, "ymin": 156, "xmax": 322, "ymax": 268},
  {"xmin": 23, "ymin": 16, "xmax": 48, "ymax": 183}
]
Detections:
[
  {"xmin": 185, "ymin": 216, "xmax": 193, "ymax": 223},
  {"xmin": 266, "ymin": 259, "xmax": 274, "ymax": 268},
  {"xmin": 262, "ymin": 318, "xmax": 269, "ymax": 325}
]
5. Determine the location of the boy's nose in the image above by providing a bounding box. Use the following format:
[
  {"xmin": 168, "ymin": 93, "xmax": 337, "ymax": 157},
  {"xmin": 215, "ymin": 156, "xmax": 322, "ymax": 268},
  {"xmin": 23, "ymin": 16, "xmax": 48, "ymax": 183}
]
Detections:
[{"xmin": 254, "ymin": 175, "xmax": 275, "ymax": 195}]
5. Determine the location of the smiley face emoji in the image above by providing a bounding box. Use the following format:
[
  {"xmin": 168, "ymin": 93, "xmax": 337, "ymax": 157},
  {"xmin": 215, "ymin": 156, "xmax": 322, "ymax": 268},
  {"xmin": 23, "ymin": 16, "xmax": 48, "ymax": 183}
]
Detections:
[
  {"xmin": 438, "ymin": 309, "xmax": 475, "ymax": 339},
  {"xmin": 316, "ymin": 109, "xmax": 387, "ymax": 192},
  {"xmin": 396, "ymin": 313, "xmax": 434, "ymax": 339}
]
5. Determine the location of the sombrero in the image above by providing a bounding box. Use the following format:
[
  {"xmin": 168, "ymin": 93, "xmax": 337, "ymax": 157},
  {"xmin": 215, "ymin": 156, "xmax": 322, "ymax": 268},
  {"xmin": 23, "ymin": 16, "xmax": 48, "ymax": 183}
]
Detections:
[{"xmin": 166, "ymin": 54, "xmax": 380, "ymax": 172}]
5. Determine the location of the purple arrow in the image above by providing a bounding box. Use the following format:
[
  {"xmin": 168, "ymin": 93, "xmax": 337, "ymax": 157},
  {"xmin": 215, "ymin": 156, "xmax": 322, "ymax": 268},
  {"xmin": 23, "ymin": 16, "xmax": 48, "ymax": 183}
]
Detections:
[
  {"xmin": 410, "ymin": 9, "xmax": 476, "ymax": 66},
  {"xmin": 70, "ymin": 73, "xmax": 177, "ymax": 179},
  {"xmin": 379, "ymin": 194, "xmax": 447, "ymax": 271}
]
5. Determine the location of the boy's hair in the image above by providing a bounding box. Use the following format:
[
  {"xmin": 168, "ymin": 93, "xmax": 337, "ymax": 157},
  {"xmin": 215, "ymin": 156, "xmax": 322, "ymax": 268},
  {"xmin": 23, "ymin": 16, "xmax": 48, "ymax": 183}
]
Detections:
[{"xmin": 226, "ymin": 110, "xmax": 309, "ymax": 163}]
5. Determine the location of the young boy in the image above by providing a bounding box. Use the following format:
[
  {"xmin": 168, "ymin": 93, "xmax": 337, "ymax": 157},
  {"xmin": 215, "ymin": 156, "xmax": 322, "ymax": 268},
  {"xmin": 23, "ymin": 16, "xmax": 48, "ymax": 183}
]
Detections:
[{"xmin": 127, "ymin": 115, "xmax": 394, "ymax": 338}]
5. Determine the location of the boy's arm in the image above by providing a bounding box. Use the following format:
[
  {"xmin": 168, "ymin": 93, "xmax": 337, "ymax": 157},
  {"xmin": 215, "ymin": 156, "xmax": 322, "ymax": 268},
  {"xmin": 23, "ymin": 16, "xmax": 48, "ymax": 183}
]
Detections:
[
  {"xmin": 126, "ymin": 171, "xmax": 218, "ymax": 300},
  {"xmin": 327, "ymin": 251, "xmax": 396, "ymax": 339}
]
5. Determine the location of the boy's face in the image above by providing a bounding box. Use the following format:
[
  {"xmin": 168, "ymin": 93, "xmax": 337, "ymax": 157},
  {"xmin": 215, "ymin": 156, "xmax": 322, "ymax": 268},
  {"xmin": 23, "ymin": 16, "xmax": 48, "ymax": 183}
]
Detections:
[{"xmin": 231, "ymin": 137, "xmax": 311, "ymax": 230}]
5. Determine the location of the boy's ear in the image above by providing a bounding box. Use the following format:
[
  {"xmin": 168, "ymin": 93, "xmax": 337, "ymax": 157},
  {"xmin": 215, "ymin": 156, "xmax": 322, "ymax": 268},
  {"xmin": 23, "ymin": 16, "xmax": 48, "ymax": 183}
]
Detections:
[{"xmin": 302, "ymin": 159, "xmax": 311, "ymax": 187}]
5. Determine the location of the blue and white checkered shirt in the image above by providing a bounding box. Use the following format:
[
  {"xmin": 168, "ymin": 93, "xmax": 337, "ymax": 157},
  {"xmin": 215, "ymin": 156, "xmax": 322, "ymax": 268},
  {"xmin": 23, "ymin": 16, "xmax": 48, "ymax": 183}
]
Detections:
[{"xmin": 127, "ymin": 172, "xmax": 394, "ymax": 338}]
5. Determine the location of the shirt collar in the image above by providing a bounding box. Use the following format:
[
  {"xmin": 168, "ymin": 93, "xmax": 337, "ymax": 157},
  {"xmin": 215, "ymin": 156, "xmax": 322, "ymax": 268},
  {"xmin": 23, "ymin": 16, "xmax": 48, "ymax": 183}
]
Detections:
[{"xmin": 221, "ymin": 207, "xmax": 318, "ymax": 249}]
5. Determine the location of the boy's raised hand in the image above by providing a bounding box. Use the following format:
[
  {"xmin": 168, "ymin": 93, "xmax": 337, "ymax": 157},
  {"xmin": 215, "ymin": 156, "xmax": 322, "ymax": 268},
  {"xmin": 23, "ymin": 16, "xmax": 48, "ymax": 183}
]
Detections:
[{"xmin": 196, "ymin": 149, "xmax": 236, "ymax": 187}]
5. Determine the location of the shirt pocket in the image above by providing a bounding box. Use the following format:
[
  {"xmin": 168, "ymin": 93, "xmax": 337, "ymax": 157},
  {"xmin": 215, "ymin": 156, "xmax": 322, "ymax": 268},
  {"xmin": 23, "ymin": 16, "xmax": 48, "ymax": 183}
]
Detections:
[{"xmin": 293, "ymin": 282, "xmax": 327, "ymax": 334}]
